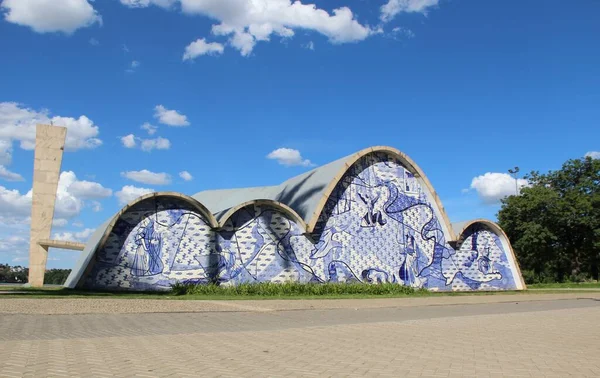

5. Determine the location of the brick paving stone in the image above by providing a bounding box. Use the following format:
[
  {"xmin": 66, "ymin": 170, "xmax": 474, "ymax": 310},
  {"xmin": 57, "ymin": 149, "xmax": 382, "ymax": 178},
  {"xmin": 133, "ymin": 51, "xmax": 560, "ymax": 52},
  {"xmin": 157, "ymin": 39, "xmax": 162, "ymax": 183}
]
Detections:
[{"xmin": 0, "ymin": 297, "xmax": 599, "ymax": 377}]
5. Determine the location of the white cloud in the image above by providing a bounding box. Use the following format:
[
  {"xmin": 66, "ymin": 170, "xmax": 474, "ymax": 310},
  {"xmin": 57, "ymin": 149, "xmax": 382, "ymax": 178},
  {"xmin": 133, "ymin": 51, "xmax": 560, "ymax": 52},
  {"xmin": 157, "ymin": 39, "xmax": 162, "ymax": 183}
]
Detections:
[
  {"xmin": 68, "ymin": 179, "xmax": 112, "ymax": 199},
  {"xmin": 115, "ymin": 185, "xmax": 154, "ymax": 205},
  {"xmin": 303, "ymin": 41, "xmax": 315, "ymax": 50},
  {"xmin": 123, "ymin": 0, "xmax": 373, "ymax": 56},
  {"xmin": 89, "ymin": 37, "xmax": 99, "ymax": 46},
  {"xmin": 267, "ymin": 148, "xmax": 314, "ymax": 167},
  {"xmin": 141, "ymin": 137, "xmax": 171, "ymax": 152},
  {"xmin": 0, "ymin": 165, "xmax": 24, "ymax": 182},
  {"xmin": 121, "ymin": 133, "xmax": 171, "ymax": 151},
  {"xmin": 1, "ymin": 0, "xmax": 102, "ymax": 34},
  {"xmin": 0, "ymin": 171, "xmax": 110, "ymax": 228},
  {"xmin": 121, "ymin": 134, "xmax": 137, "ymax": 148},
  {"xmin": 120, "ymin": 0, "xmax": 176, "ymax": 8},
  {"xmin": 183, "ymin": 38, "xmax": 225, "ymax": 60},
  {"xmin": 226, "ymin": 30, "xmax": 256, "ymax": 57},
  {"xmin": 53, "ymin": 218, "xmax": 69, "ymax": 227},
  {"xmin": 390, "ymin": 26, "xmax": 415, "ymax": 39},
  {"xmin": 0, "ymin": 139, "xmax": 12, "ymax": 165},
  {"xmin": 90, "ymin": 201, "xmax": 102, "ymax": 212},
  {"xmin": 0, "ymin": 102, "xmax": 102, "ymax": 164},
  {"xmin": 126, "ymin": 60, "xmax": 141, "ymax": 73},
  {"xmin": 0, "ymin": 186, "xmax": 33, "ymax": 220},
  {"xmin": 0, "ymin": 235, "xmax": 28, "ymax": 259},
  {"xmin": 54, "ymin": 171, "xmax": 110, "ymax": 218},
  {"xmin": 141, "ymin": 122, "xmax": 158, "ymax": 135},
  {"xmin": 469, "ymin": 172, "xmax": 529, "ymax": 204},
  {"xmin": 154, "ymin": 105, "xmax": 190, "ymax": 126},
  {"xmin": 121, "ymin": 170, "xmax": 171, "ymax": 185},
  {"xmin": 585, "ymin": 151, "xmax": 600, "ymax": 159},
  {"xmin": 53, "ymin": 227, "xmax": 95, "ymax": 242},
  {"xmin": 0, "ymin": 235, "xmax": 26, "ymax": 251},
  {"xmin": 381, "ymin": 0, "xmax": 440, "ymax": 22},
  {"xmin": 179, "ymin": 171, "xmax": 193, "ymax": 181}
]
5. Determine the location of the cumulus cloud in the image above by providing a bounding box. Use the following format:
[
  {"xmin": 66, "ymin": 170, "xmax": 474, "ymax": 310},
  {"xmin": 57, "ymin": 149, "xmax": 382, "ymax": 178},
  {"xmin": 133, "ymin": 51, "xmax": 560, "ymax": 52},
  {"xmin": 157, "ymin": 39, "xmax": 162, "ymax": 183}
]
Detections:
[
  {"xmin": 121, "ymin": 133, "xmax": 170, "ymax": 151},
  {"xmin": 141, "ymin": 122, "xmax": 158, "ymax": 135},
  {"xmin": 53, "ymin": 227, "xmax": 95, "ymax": 243},
  {"xmin": 140, "ymin": 137, "xmax": 170, "ymax": 152},
  {"xmin": 0, "ymin": 171, "xmax": 110, "ymax": 227},
  {"xmin": 469, "ymin": 172, "xmax": 529, "ymax": 204},
  {"xmin": 179, "ymin": 171, "xmax": 193, "ymax": 181},
  {"xmin": 121, "ymin": 134, "xmax": 137, "ymax": 148},
  {"xmin": 68, "ymin": 179, "xmax": 112, "ymax": 199},
  {"xmin": 0, "ymin": 235, "xmax": 29, "ymax": 263},
  {"xmin": 267, "ymin": 148, "xmax": 314, "ymax": 167},
  {"xmin": 0, "ymin": 165, "xmax": 24, "ymax": 182},
  {"xmin": 1, "ymin": 0, "xmax": 102, "ymax": 34},
  {"xmin": 0, "ymin": 186, "xmax": 33, "ymax": 221},
  {"xmin": 0, "ymin": 102, "xmax": 102, "ymax": 164},
  {"xmin": 154, "ymin": 105, "xmax": 190, "ymax": 126},
  {"xmin": 0, "ymin": 140, "xmax": 12, "ymax": 165},
  {"xmin": 0, "ymin": 235, "xmax": 27, "ymax": 252},
  {"xmin": 585, "ymin": 151, "xmax": 600, "ymax": 159},
  {"xmin": 121, "ymin": 170, "xmax": 171, "ymax": 185},
  {"xmin": 115, "ymin": 185, "xmax": 154, "ymax": 205},
  {"xmin": 183, "ymin": 38, "xmax": 225, "ymax": 60},
  {"xmin": 380, "ymin": 0, "xmax": 440, "ymax": 22},
  {"xmin": 53, "ymin": 218, "xmax": 69, "ymax": 227},
  {"xmin": 120, "ymin": 0, "xmax": 373, "ymax": 56},
  {"xmin": 90, "ymin": 200, "xmax": 102, "ymax": 212},
  {"xmin": 120, "ymin": 0, "xmax": 176, "ymax": 8}
]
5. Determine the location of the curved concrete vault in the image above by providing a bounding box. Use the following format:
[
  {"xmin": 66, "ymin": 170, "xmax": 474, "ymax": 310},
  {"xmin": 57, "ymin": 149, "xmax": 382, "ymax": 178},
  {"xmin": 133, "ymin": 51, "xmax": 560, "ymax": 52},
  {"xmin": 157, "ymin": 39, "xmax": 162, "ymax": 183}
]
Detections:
[{"xmin": 66, "ymin": 146, "xmax": 525, "ymax": 291}]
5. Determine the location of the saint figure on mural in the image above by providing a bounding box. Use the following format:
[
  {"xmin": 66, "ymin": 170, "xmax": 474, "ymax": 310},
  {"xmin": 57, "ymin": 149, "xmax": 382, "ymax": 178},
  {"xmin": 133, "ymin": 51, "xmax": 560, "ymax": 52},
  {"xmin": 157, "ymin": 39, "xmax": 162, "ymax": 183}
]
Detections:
[
  {"xmin": 477, "ymin": 238, "xmax": 493, "ymax": 275},
  {"xmin": 131, "ymin": 218, "xmax": 164, "ymax": 276},
  {"xmin": 400, "ymin": 232, "xmax": 422, "ymax": 287}
]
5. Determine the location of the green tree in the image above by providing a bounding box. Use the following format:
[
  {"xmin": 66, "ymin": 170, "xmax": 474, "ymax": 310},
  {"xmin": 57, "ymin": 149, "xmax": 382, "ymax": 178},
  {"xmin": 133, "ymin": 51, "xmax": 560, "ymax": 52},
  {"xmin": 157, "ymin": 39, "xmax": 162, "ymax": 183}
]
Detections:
[
  {"xmin": 0, "ymin": 264, "xmax": 28, "ymax": 283},
  {"xmin": 44, "ymin": 269, "xmax": 72, "ymax": 285},
  {"xmin": 498, "ymin": 156, "xmax": 600, "ymax": 283}
]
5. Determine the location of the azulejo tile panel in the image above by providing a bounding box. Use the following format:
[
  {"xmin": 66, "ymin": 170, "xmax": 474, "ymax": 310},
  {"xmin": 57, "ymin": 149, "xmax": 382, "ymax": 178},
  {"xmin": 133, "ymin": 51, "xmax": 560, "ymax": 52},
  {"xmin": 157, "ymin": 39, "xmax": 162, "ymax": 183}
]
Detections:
[{"xmin": 83, "ymin": 153, "xmax": 522, "ymax": 291}]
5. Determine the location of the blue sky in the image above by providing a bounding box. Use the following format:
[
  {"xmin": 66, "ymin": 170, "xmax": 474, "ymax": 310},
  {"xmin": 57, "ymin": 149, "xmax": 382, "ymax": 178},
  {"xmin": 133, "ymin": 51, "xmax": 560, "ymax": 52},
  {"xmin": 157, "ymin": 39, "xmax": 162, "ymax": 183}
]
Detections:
[{"xmin": 0, "ymin": 0, "xmax": 599, "ymax": 268}]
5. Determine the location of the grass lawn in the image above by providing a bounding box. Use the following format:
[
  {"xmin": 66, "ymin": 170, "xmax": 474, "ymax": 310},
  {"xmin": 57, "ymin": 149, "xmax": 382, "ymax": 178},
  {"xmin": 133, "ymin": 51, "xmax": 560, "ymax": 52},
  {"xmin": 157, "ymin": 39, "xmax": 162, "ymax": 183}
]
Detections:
[
  {"xmin": 1, "ymin": 281, "xmax": 599, "ymax": 300},
  {"xmin": 527, "ymin": 282, "xmax": 600, "ymax": 289}
]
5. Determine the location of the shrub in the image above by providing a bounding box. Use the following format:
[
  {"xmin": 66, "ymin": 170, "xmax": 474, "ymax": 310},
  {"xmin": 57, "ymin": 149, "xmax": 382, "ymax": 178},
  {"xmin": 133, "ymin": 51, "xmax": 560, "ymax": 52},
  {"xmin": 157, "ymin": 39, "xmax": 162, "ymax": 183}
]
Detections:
[{"xmin": 170, "ymin": 281, "xmax": 426, "ymax": 297}]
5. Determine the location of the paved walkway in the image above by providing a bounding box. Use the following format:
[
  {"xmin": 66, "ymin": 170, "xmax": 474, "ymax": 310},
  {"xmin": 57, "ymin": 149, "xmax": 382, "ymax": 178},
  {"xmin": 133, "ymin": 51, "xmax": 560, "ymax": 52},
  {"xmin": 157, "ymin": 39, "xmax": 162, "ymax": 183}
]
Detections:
[{"xmin": 1, "ymin": 294, "xmax": 600, "ymax": 377}]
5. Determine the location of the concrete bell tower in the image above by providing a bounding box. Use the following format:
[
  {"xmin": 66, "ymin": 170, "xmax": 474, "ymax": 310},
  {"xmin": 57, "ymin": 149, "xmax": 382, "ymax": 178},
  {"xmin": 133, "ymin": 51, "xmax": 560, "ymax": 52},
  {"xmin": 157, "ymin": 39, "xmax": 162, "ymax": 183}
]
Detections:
[{"xmin": 27, "ymin": 124, "xmax": 67, "ymax": 287}]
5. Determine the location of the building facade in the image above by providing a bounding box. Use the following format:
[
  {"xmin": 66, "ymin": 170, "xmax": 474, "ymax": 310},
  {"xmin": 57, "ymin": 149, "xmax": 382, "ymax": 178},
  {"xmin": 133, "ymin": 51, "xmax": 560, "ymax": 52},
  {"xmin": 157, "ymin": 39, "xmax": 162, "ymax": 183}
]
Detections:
[{"xmin": 65, "ymin": 147, "xmax": 525, "ymax": 291}]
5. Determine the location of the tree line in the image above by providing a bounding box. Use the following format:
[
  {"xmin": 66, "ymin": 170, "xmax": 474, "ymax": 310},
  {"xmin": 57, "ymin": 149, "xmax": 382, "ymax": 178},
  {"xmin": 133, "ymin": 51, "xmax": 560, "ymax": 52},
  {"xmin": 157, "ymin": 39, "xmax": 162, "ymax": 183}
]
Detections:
[
  {"xmin": 498, "ymin": 156, "xmax": 600, "ymax": 283},
  {"xmin": 0, "ymin": 264, "xmax": 71, "ymax": 285}
]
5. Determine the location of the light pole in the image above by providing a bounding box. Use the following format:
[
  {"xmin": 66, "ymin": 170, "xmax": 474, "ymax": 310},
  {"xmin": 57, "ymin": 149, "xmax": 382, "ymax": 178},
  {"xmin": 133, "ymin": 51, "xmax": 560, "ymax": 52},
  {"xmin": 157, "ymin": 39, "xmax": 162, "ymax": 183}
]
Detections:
[{"xmin": 508, "ymin": 166, "xmax": 520, "ymax": 195}]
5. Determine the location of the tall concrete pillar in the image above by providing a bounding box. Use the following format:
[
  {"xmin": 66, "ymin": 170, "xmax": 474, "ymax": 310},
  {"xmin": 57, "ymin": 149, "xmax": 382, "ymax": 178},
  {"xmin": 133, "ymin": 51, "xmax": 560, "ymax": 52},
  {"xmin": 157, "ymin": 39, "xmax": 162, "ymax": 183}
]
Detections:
[{"xmin": 28, "ymin": 124, "xmax": 67, "ymax": 287}]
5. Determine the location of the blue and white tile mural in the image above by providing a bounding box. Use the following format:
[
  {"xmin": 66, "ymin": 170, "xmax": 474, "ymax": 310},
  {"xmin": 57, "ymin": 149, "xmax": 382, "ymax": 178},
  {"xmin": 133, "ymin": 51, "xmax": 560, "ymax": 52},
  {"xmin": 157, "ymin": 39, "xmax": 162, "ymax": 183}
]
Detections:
[{"xmin": 82, "ymin": 153, "xmax": 523, "ymax": 291}]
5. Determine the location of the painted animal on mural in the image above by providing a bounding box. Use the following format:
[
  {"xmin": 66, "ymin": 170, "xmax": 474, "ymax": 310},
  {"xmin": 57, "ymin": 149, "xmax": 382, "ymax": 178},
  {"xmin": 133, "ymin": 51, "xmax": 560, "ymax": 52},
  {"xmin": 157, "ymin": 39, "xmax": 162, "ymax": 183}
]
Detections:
[{"xmin": 83, "ymin": 152, "xmax": 522, "ymax": 291}]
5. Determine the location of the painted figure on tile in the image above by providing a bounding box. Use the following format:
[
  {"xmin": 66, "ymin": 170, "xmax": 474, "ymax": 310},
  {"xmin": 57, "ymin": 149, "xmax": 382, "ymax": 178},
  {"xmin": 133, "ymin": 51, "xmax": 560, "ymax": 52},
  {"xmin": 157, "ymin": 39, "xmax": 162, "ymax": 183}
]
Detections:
[{"xmin": 131, "ymin": 218, "xmax": 164, "ymax": 276}]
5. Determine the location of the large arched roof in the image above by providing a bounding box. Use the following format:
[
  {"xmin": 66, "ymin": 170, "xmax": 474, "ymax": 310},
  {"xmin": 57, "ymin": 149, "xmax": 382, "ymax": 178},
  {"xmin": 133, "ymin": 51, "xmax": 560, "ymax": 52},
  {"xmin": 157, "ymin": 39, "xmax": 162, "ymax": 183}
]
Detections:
[{"xmin": 193, "ymin": 146, "xmax": 453, "ymax": 235}]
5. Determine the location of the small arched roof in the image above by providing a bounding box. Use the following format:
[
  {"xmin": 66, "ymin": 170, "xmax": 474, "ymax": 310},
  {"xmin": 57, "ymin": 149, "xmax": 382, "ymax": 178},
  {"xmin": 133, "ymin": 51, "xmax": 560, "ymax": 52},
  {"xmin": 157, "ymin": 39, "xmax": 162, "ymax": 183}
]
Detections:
[
  {"xmin": 451, "ymin": 219, "xmax": 527, "ymax": 290},
  {"xmin": 64, "ymin": 192, "xmax": 218, "ymax": 289},
  {"xmin": 217, "ymin": 199, "xmax": 308, "ymax": 230},
  {"xmin": 193, "ymin": 146, "xmax": 453, "ymax": 235},
  {"xmin": 451, "ymin": 219, "xmax": 509, "ymax": 244}
]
